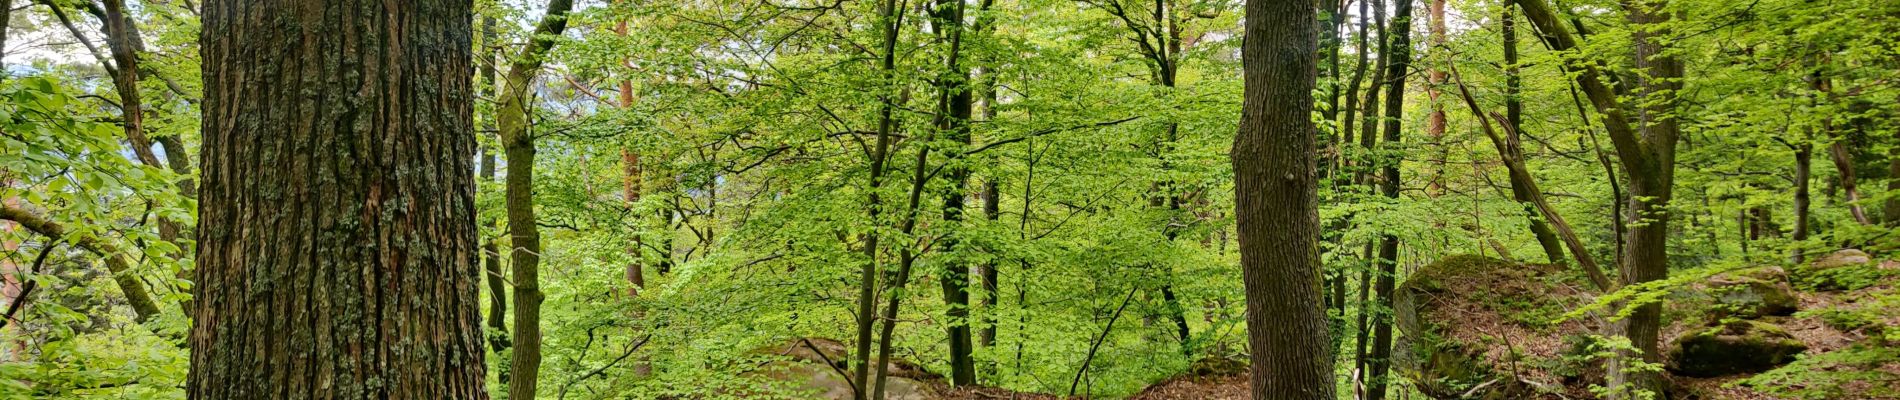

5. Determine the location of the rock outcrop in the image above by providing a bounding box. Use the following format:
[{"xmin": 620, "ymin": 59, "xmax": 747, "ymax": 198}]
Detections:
[
  {"xmin": 1395, "ymin": 255, "xmax": 1596, "ymax": 399},
  {"xmin": 1665, "ymin": 320, "xmax": 1808, "ymax": 377}
]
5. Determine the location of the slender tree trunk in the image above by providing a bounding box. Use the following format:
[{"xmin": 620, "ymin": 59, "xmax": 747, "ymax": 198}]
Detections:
[
  {"xmin": 1423, "ymin": 0, "xmax": 1448, "ymax": 198},
  {"xmin": 615, "ymin": 1, "xmax": 646, "ymax": 296},
  {"xmin": 1367, "ymin": 0, "xmax": 1414, "ymax": 398},
  {"xmin": 1353, "ymin": 0, "xmax": 1387, "ymax": 392},
  {"xmin": 476, "ymin": 17, "xmax": 512, "ymax": 366},
  {"xmin": 874, "ymin": 122, "xmax": 937, "ymax": 399},
  {"xmin": 1887, "ymin": 96, "xmax": 1900, "ymax": 227},
  {"xmin": 1792, "ymin": 139, "xmax": 1813, "ymax": 264},
  {"xmin": 1234, "ymin": 0, "xmax": 1335, "ymax": 396},
  {"xmin": 1447, "ymin": 68, "xmax": 1613, "ymax": 289},
  {"xmin": 1501, "ymin": 5, "xmax": 1568, "ymax": 264},
  {"xmin": 975, "ymin": 62, "xmax": 1002, "ymax": 352},
  {"xmin": 0, "ymin": 205, "xmax": 160, "ymax": 323},
  {"xmin": 931, "ymin": 0, "xmax": 977, "ymax": 384},
  {"xmin": 1826, "ymin": 130, "xmax": 1872, "ymax": 226},
  {"xmin": 190, "ymin": 0, "xmax": 486, "ymax": 396},
  {"xmin": 497, "ymin": 1, "xmax": 577, "ymax": 397},
  {"xmin": 854, "ymin": 0, "xmax": 904, "ymax": 394}
]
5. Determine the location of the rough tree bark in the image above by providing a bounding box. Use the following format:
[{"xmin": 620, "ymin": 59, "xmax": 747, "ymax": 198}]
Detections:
[
  {"xmin": 1232, "ymin": 0, "xmax": 1336, "ymax": 397},
  {"xmin": 190, "ymin": 0, "xmax": 486, "ymax": 397}
]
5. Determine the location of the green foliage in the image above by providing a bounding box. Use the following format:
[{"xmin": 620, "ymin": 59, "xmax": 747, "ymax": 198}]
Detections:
[{"xmin": 1740, "ymin": 345, "xmax": 1900, "ymax": 400}]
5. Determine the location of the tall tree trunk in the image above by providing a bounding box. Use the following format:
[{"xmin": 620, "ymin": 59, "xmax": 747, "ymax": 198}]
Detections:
[
  {"xmin": 975, "ymin": 56, "xmax": 1002, "ymax": 353},
  {"xmin": 616, "ymin": 0, "xmax": 646, "ymax": 296},
  {"xmin": 1514, "ymin": 0, "xmax": 1680, "ymax": 395},
  {"xmin": 1792, "ymin": 135, "xmax": 1814, "ymax": 264},
  {"xmin": 1501, "ymin": 5, "xmax": 1568, "ymax": 264},
  {"xmin": 1352, "ymin": 0, "xmax": 1386, "ymax": 392},
  {"xmin": 190, "ymin": 0, "xmax": 486, "ymax": 396},
  {"xmin": 874, "ymin": 119, "xmax": 937, "ymax": 399},
  {"xmin": 479, "ymin": 16, "xmax": 511, "ymax": 363},
  {"xmin": 1423, "ymin": 0, "xmax": 1448, "ymax": 198},
  {"xmin": 1234, "ymin": 0, "xmax": 1335, "ymax": 396},
  {"xmin": 1367, "ymin": 0, "xmax": 1414, "ymax": 398},
  {"xmin": 1887, "ymin": 96, "xmax": 1900, "ymax": 227},
  {"xmin": 931, "ymin": 0, "xmax": 977, "ymax": 385},
  {"xmin": 854, "ymin": 0, "xmax": 904, "ymax": 394},
  {"xmin": 497, "ymin": 1, "xmax": 577, "ymax": 397},
  {"xmin": 1607, "ymin": 2, "xmax": 1682, "ymax": 398}
]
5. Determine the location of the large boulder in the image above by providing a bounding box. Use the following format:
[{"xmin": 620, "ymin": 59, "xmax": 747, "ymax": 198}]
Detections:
[
  {"xmin": 1706, "ymin": 270, "xmax": 1799, "ymax": 319},
  {"xmin": 1799, "ymin": 249, "xmax": 1896, "ymax": 291},
  {"xmin": 1395, "ymin": 255, "xmax": 1596, "ymax": 399},
  {"xmin": 1665, "ymin": 320, "xmax": 1807, "ymax": 377},
  {"xmin": 1812, "ymin": 249, "xmax": 1873, "ymax": 269}
]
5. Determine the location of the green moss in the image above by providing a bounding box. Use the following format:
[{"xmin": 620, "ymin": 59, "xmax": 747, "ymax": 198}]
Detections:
[{"xmin": 1665, "ymin": 320, "xmax": 1807, "ymax": 377}]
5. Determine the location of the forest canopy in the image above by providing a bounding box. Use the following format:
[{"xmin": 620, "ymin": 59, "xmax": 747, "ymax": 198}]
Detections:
[{"xmin": 0, "ymin": 0, "xmax": 1897, "ymax": 398}]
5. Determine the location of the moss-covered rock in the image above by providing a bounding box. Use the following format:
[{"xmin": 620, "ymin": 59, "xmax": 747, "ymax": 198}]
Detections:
[
  {"xmin": 1798, "ymin": 249, "xmax": 1897, "ymax": 291},
  {"xmin": 1396, "ymin": 255, "xmax": 1592, "ymax": 399},
  {"xmin": 1665, "ymin": 320, "xmax": 1808, "ymax": 377},
  {"xmin": 1813, "ymin": 249, "xmax": 1873, "ymax": 269},
  {"xmin": 1708, "ymin": 275, "xmax": 1799, "ymax": 319}
]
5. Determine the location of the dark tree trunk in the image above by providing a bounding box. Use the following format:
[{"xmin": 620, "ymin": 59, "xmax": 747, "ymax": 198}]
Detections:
[
  {"xmin": 932, "ymin": 0, "xmax": 977, "ymax": 384},
  {"xmin": 854, "ymin": 0, "xmax": 904, "ymax": 394},
  {"xmin": 1367, "ymin": 0, "xmax": 1414, "ymax": 398},
  {"xmin": 478, "ymin": 16, "xmax": 511, "ymax": 362},
  {"xmin": 1233, "ymin": 0, "xmax": 1336, "ymax": 396},
  {"xmin": 1609, "ymin": 2, "xmax": 1682, "ymax": 398},
  {"xmin": 1502, "ymin": 4, "xmax": 1568, "ymax": 264},
  {"xmin": 1352, "ymin": 0, "xmax": 1386, "ymax": 392},
  {"xmin": 1888, "ymin": 97, "xmax": 1900, "ymax": 227},
  {"xmin": 1514, "ymin": 1, "xmax": 1680, "ymax": 396},
  {"xmin": 1793, "ymin": 141, "xmax": 1813, "ymax": 263},
  {"xmin": 190, "ymin": 0, "xmax": 486, "ymax": 397}
]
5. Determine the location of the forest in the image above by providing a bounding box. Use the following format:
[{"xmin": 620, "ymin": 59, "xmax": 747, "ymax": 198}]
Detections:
[{"xmin": 0, "ymin": 0, "xmax": 1897, "ymax": 398}]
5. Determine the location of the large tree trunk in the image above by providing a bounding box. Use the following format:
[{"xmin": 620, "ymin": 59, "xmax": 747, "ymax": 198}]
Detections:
[
  {"xmin": 1367, "ymin": 0, "xmax": 1414, "ymax": 398},
  {"xmin": 190, "ymin": 0, "xmax": 486, "ymax": 397},
  {"xmin": 1233, "ymin": 0, "xmax": 1335, "ymax": 396},
  {"xmin": 1606, "ymin": 2, "xmax": 1682, "ymax": 398},
  {"xmin": 497, "ymin": 1, "xmax": 577, "ymax": 397},
  {"xmin": 1514, "ymin": 0, "xmax": 1679, "ymax": 396}
]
